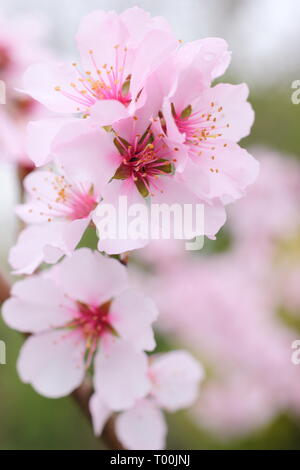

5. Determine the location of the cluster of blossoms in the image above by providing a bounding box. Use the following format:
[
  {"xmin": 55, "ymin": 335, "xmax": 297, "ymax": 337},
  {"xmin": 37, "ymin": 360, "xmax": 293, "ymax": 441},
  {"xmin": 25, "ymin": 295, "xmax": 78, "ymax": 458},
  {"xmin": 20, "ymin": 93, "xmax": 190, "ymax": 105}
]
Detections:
[
  {"xmin": 3, "ymin": 248, "xmax": 203, "ymax": 449},
  {"xmin": 1, "ymin": 7, "xmax": 259, "ymax": 449},
  {"xmin": 9, "ymin": 6, "xmax": 258, "ymax": 273},
  {"xmin": 133, "ymin": 148, "xmax": 300, "ymax": 439}
]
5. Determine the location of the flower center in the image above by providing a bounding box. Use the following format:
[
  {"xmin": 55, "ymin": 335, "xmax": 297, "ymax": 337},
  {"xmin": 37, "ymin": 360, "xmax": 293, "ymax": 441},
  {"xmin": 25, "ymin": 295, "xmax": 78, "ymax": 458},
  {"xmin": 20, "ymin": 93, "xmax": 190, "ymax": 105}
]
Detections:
[
  {"xmin": 69, "ymin": 300, "xmax": 113, "ymax": 367},
  {"xmin": 175, "ymin": 103, "xmax": 229, "ymax": 145},
  {"xmin": 54, "ymin": 45, "xmax": 131, "ymax": 111},
  {"xmin": 112, "ymin": 128, "xmax": 175, "ymax": 197},
  {"xmin": 173, "ymin": 103, "xmax": 230, "ymax": 174},
  {"xmin": 29, "ymin": 174, "xmax": 97, "ymax": 222}
]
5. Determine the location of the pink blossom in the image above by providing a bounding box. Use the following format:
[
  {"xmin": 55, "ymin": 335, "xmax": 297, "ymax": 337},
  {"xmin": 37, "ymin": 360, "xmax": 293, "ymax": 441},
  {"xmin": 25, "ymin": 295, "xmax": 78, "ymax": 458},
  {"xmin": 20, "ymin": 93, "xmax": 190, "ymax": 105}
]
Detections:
[
  {"xmin": 2, "ymin": 249, "xmax": 158, "ymax": 408},
  {"xmin": 90, "ymin": 350, "xmax": 204, "ymax": 449},
  {"xmin": 229, "ymin": 148, "xmax": 300, "ymax": 246},
  {"xmin": 160, "ymin": 39, "xmax": 258, "ymax": 204},
  {"xmin": 195, "ymin": 374, "xmax": 277, "ymax": 438},
  {"xmin": 23, "ymin": 7, "xmax": 177, "ymax": 114},
  {"xmin": 133, "ymin": 241, "xmax": 300, "ymax": 437},
  {"xmin": 10, "ymin": 130, "xmax": 115, "ymax": 274},
  {"xmin": 51, "ymin": 109, "xmax": 227, "ymax": 254},
  {"xmin": 23, "ymin": 7, "xmax": 178, "ymax": 167}
]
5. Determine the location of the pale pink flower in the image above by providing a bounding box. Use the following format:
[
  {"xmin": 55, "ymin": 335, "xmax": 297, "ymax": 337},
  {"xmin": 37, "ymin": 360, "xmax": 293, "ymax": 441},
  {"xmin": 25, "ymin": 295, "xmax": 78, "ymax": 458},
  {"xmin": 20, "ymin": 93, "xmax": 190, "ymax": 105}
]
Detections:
[
  {"xmin": 23, "ymin": 7, "xmax": 178, "ymax": 166},
  {"xmin": 133, "ymin": 243, "xmax": 300, "ymax": 437},
  {"xmin": 10, "ymin": 131, "xmax": 114, "ymax": 274},
  {"xmin": 47, "ymin": 110, "xmax": 227, "ymax": 254},
  {"xmin": 161, "ymin": 40, "xmax": 258, "ymax": 204},
  {"xmin": 2, "ymin": 249, "xmax": 158, "ymax": 408},
  {"xmin": 229, "ymin": 148, "xmax": 300, "ymax": 246},
  {"xmin": 90, "ymin": 350, "xmax": 204, "ymax": 449},
  {"xmin": 24, "ymin": 7, "xmax": 176, "ymax": 114},
  {"xmin": 195, "ymin": 374, "xmax": 278, "ymax": 438},
  {"xmin": 229, "ymin": 148, "xmax": 300, "ymax": 315}
]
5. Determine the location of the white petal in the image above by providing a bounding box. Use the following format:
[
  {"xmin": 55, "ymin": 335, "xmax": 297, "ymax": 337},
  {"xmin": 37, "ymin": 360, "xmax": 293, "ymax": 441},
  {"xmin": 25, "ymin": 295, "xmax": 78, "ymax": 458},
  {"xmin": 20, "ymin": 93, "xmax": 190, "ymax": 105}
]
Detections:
[
  {"xmin": 116, "ymin": 400, "xmax": 167, "ymax": 450},
  {"xmin": 51, "ymin": 248, "xmax": 128, "ymax": 304},
  {"xmin": 2, "ymin": 276, "xmax": 72, "ymax": 333},
  {"xmin": 17, "ymin": 330, "xmax": 86, "ymax": 398},
  {"xmin": 89, "ymin": 393, "xmax": 112, "ymax": 436},
  {"xmin": 94, "ymin": 338, "xmax": 151, "ymax": 411},
  {"xmin": 111, "ymin": 289, "xmax": 158, "ymax": 351},
  {"xmin": 151, "ymin": 351, "xmax": 204, "ymax": 412}
]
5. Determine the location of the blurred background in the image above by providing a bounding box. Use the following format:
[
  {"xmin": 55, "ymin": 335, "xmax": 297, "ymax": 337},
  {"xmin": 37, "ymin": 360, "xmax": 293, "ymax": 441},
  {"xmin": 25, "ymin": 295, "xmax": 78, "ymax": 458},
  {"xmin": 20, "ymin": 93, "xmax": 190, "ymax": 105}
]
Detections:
[{"xmin": 0, "ymin": 0, "xmax": 300, "ymax": 450}]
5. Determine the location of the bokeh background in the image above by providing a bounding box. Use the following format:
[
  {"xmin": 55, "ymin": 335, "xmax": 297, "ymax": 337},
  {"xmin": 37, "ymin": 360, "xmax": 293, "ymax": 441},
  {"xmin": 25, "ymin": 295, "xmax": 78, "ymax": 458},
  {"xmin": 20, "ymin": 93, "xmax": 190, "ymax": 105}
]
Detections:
[{"xmin": 1, "ymin": 0, "xmax": 300, "ymax": 449}]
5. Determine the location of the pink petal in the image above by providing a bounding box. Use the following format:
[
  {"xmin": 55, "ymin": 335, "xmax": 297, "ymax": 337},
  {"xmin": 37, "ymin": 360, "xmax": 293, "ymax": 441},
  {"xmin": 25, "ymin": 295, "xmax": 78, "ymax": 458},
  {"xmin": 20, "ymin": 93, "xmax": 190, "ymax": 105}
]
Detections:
[
  {"xmin": 2, "ymin": 276, "xmax": 72, "ymax": 333},
  {"xmin": 95, "ymin": 178, "xmax": 150, "ymax": 254},
  {"xmin": 27, "ymin": 117, "xmax": 76, "ymax": 166},
  {"xmin": 172, "ymin": 38, "xmax": 231, "ymax": 110},
  {"xmin": 195, "ymin": 83, "xmax": 254, "ymax": 142},
  {"xmin": 111, "ymin": 289, "xmax": 158, "ymax": 351},
  {"xmin": 23, "ymin": 61, "xmax": 83, "ymax": 113},
  {"xmin": 150, "ymin": 351, "xmax": 204, "ymax": 412},
  {"xmin": 130, "ymin": 28, "xmax": 177, "ymax": 102},
  {"xmin": 9, "ymin": 219, "xmax": 89, "ymax": 275},
  {"xmin": 9, "ymin": 225, "xmax": 63, "ymax": 275},
  {"xmin": 94, "ymin": 338, "xmax": 151, "ymax": 410},
  {"xmin": 120, "ymin": 7, "xmax": 172, "ymax": 44},
  {"xmin": 89, "ymin": 393, "xmax": 112, "ymax": 436},
  {"xmin": 115, "ymin": 400, "xmax": 167, "ymax": 450},
  {"xmin": 76, "ymin": 10, "xmax": 129, "ymax": 73},
  {"xmin": 182, "ymin": 143, "xmax": 259, "ymax": 204},
  {"xmin": 54, "ymin": 126, "xmax": 117, "ymax": 196},
  {"xmin": 203, "ymin": 203, "xmax": 227, "ymax": 239},
  {"xmin": 17, "ymin": 330, "xmax": 86, "ymax": 398},
  {"xmin": 89, "ymin": 100, "xmax": 129, "ymax": 126},
  {"xmin": 51, "ymin": 248, "xmax": 128, "ymax": 305}
]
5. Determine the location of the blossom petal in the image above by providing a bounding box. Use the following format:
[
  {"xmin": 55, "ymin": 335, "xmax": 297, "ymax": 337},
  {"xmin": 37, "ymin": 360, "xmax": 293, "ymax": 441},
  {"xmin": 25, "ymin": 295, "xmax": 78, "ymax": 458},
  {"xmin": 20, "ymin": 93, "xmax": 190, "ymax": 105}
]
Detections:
[
  {"xmin": 130, "ymin": 28, "xmax": 177, "ymax": 102},
  {"xmin": 9, "ymin": 225, "xmax": 63, "ymax": 275},
  {"xmin": 150, "ymin": 351, "xmax": 204, "ymax": 412},
  {"xmin": 115, "ymin": 400, "xmax": 167, "ymax": 450},
  {"xmin": 23, "ymin": 61, "xmax": 83, "ymax": 113},
  {"xmin": 27, "ymin": 118, "xmax": 76, "ymax": 167},
  {"xmin": 9, "ymin": 219, "xmax": 89, "ymax": 275},
  {"xmin": 182, "ymin": 143, "xmax": 259, "ymax": 204},
  {"xmin": 54, "ymin": 126, "xmax": 117, "ymax": 196},
  {"xmin": 76, "ymin": 10, "xmax": 129, "ymax": 73},
  {"xmin": 51, "ymin": 248, "xmax": 128, "ymax": 305},
  {"xmin": 111, "ymin": 289, "xmax": 158, "ymax": 351},
  {"xmin": 194, "ymin": 83, "xmax": 254, "ymax": 142},
  {"xmin": 17, "ymin": 330, "xmax": 86, "ymax": 398},
  {"xmin": 94, "ymin": 338, "xmax": 151, "ymax": 410},
  {"xmin": 2, "ymin": 276, "xmax": 71, "ymax": 333},
  {"xmin": 89, "ymin": 100, "xmax": 129, "ymax": 127},
  {"xmin": 89, "ymin": 393, "xmax": 112, "ymax": 436},
  {"xmin": 171, "ymin": 38, "xmax": 231, "ymax": 111}
]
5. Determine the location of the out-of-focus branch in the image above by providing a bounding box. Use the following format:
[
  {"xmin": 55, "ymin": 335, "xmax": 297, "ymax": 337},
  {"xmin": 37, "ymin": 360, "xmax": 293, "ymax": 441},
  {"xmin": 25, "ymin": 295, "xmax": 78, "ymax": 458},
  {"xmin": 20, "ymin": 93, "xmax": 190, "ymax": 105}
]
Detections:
[
  {"xmin": 17, "ymin": 163, "xmax": 34, "ymax": 201},
  {"xmin": 72, "ymin": 383, "xmax": 123, "ymax": 450},
  {"xmin": 0, "ymin": 272, "xmax": 10, "ymax": 304}
]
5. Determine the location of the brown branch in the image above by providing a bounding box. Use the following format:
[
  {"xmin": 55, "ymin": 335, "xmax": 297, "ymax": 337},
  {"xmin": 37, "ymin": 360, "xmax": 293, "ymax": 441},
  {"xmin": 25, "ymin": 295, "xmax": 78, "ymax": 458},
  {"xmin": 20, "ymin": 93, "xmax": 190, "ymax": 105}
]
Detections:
[
  {"xmin": 72, "ymin": 382, "xmax": 123, "ymax": 450},
  {"xmin": 0, "ymin": 273, "xmax": 10, "ymax": 304}
]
